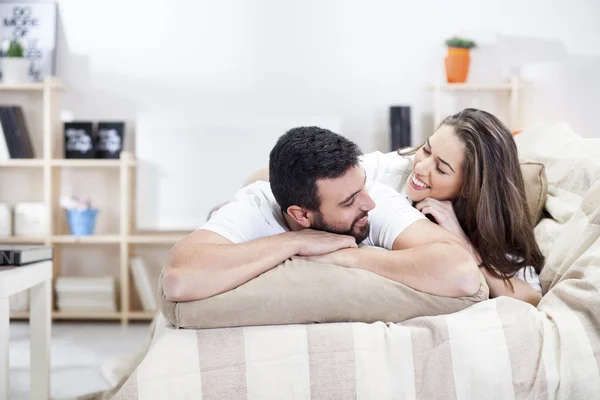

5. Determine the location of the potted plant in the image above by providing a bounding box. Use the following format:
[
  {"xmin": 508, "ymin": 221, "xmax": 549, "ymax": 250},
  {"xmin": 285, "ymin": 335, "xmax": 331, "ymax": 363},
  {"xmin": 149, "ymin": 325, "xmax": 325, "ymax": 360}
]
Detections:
[
  {"xmin": 2, "ymin": 40, "xmax": 30, "ymax": 84},
  {"xmin": 444, "ymin": 36, "xmax": 476, "ymax": 83}
]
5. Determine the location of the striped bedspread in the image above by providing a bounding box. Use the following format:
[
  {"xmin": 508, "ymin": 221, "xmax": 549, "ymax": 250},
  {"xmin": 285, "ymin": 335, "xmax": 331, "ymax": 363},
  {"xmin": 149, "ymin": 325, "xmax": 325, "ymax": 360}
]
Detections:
[{"xmin": 111, "ymin": 123, "xmax": 600, "ymax": 400}]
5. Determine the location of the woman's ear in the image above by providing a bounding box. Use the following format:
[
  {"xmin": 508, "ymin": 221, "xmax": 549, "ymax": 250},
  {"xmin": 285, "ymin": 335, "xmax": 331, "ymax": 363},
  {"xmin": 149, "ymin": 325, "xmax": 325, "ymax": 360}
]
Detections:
[{"xmin": 286, "ymin": 206, "xmax": 311, "ymax": 228}]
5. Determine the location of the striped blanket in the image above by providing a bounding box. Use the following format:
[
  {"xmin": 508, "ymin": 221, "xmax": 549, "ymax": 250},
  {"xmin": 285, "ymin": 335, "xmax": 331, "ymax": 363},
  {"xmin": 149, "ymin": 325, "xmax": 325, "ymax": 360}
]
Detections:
[{"xmin": 110, "ymin": 124, "xmax": 600, "ymax": 400}]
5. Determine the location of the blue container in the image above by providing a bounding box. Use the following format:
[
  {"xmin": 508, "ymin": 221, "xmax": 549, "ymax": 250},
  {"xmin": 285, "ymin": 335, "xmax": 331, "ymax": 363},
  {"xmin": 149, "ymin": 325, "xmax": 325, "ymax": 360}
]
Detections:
[{"xmin": 66, "ymin": 208, "xmax": 99, "ymax": 236}]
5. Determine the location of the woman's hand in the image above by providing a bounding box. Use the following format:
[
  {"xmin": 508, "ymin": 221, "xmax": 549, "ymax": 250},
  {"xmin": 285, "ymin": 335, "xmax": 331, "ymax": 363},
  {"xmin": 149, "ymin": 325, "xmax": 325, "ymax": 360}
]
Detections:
[
  {"xmin": 415, "ymin": 198, "xmax": 466, "ymax": 241},
  {"xmin": 415, "ymin": 198, "xmax": 482, "ymax": 264}
]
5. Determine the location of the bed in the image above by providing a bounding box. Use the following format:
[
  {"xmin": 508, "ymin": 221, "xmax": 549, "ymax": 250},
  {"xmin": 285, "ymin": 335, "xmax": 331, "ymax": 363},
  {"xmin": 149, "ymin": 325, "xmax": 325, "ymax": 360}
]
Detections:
[{"xmin": 108, "ymin": 123, "xmax": 600, "ymax": 400}]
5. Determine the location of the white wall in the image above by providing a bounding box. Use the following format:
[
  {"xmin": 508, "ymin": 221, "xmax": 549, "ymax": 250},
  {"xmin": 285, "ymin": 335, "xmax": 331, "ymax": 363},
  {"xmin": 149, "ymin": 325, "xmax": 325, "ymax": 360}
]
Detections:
[{"xmin": 45, "ymin": 0, "xmax": 600, "ymax": 152}]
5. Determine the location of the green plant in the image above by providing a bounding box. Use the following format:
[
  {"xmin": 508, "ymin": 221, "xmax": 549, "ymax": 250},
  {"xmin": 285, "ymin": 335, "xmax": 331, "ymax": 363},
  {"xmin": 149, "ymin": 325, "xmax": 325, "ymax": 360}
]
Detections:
[
  {"xmin": 445, "ymin": 36, "xmax": 476, "ymax": 49},
  {"xmin": 6, "ymin": 40, "xmax": 24, "ymax": 58}
]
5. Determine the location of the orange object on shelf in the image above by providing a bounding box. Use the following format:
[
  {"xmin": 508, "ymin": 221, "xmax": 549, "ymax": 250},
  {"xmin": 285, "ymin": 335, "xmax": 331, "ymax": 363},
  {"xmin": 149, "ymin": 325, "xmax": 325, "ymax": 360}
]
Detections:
[
  {"xmin": 445, "ymin": 47, "xmax": 471, "ymax": 83},
  {"xmin": 512, "ymin": 129, "xmax": 522, "ymax": 136}
]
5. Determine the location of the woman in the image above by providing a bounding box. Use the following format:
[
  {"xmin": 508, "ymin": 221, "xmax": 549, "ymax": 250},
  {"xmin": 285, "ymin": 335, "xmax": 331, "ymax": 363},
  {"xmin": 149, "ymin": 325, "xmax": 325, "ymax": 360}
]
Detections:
[{"xmin": 242, "ymin": 108, "xmax": 545, "ymax": 306}]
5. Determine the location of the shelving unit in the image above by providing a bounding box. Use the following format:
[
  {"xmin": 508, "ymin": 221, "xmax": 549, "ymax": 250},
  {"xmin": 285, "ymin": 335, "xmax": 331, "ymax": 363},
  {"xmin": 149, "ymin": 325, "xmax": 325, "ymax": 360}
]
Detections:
[
  {"xmin": 1, "ymin": 77, "xmax": 188, "ymax": 324},
  {"xmin": 429, "ymin": 75, "xmax": 520, "ymax": 130}
]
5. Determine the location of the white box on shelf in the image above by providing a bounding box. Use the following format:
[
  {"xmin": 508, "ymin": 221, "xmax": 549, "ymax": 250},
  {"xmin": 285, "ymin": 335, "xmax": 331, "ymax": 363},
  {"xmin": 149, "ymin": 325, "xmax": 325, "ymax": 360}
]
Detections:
[
  {"xmin": 14, "ymin": 202, "xmax": 49, "ymax": 236},
  {"xmin": 0, "ymin": 204, "xmax": 11, "ymax": 237}
]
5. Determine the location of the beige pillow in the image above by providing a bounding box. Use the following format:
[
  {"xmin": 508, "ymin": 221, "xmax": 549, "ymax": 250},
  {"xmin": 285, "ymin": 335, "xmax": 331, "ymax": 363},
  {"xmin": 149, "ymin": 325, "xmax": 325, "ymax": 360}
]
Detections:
[
  {"xmin": 520, "ymin": 161, "xmax": 548, "ymax": 226},
  {"xmin": 159, "ymin": 258, "xmax": 489, "ymax": 329}
]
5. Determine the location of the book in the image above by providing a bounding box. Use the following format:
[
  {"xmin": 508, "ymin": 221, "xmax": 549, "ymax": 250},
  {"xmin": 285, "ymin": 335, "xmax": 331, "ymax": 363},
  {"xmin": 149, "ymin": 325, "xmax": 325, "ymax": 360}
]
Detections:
[
  {"xmin": 55, "ymin": 276, "xmax": 117, "ymax": 313},
  {"xmin": 0, "ymin": 245, "xmax": 53, "ymax": 266},
  {"xmin": 12, "ymin": 106, "xmax": 34, "ymax": 158},
  {"xmin": 0, "ymin": 117, "xmax": 9, "ymax": 162},
  {"xmin": 0, "ymin": 107, "xmax": 19, "ymax": 158},
  {"xmin": 55, "ymin": 276, "xmax": 115, "ymax": 293},
  {"xmin": 130, "ymin": 257, "xmax": 158, "ymax": 311},
  {"xmin": 5, "ymin": 106, "xmax": 25, "ymax": 158}
]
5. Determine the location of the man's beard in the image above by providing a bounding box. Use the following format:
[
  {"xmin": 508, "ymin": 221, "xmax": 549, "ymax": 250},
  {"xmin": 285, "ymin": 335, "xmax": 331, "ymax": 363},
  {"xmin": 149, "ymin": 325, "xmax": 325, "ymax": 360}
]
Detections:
[{"xmin": 312, "ymin": 211, "xmax": 370, "ymax": 244}]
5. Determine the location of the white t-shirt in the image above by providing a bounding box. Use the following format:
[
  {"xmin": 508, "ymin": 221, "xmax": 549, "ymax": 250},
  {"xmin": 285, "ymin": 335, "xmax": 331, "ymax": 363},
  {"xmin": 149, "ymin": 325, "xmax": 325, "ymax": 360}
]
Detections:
[
  {"xmin": 360, "ymin": 150, "xmax": 542, "ymax": 293},
  {"xmin": 360, "ymin": 150, "xmax": 413, "ymax": 195},
  {"xmin": 201, "ymin": 180, "xmax": 426, "ymax": 250}
]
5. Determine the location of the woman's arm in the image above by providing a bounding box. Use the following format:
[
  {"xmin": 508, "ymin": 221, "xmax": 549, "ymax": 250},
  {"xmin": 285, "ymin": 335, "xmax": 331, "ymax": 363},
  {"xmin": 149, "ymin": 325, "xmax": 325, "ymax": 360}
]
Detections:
[
  {"xmin": 243, "ymin": 167, "xmax": 269, "ymax": 187},
  {"xmin": 479, "ymin": 267, "xmax": 542, "ymax": 307},
  {"xmin": 415, "ymin": 197, "xmax": 542, "ymax": 307}
]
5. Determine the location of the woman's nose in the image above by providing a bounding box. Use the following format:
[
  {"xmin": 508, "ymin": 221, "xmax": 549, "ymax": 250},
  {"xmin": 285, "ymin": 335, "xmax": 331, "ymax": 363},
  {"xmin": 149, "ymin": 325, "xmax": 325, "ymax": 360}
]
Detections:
[{"xmin": 414, "ymin": 158, "xmax": 433, "ymax": 176}]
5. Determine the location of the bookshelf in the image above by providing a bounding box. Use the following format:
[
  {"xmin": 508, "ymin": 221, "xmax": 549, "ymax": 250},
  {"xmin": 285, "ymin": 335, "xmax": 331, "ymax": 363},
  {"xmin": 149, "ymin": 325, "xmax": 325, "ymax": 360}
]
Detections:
[
  {"xmin": 429, "ymin": 75, "xmax": 521, "ymax": 130},
  {"xmin": 1, "ymin": 77, "xmax": 187, "ymax": 324}
]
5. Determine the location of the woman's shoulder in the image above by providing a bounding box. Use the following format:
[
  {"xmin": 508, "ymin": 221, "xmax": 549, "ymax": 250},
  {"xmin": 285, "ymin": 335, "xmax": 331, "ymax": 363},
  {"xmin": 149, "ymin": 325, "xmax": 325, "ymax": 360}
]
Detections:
[{"xmin": 360, "ymin": 150, "xmax": 413, "ymax": 193}]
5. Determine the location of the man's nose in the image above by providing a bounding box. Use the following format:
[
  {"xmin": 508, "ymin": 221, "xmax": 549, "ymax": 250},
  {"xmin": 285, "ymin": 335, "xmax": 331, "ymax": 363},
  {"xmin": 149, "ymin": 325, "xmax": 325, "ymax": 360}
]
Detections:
[{"xmin": 360, "ymin": 192, "xmax": 376, "ymax": 212}]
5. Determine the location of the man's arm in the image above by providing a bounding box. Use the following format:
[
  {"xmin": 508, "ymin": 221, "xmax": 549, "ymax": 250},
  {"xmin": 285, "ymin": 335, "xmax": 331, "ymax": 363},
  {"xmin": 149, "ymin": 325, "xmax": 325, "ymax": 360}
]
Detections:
[
  {"xmin": 164, "ymin": 228, "xmax": 357, "ymax": 302},
  {"xmin": 164, "ymin": 229, "xmax": 297, "ymax": 302},
  {"xmin": 305, "ymin": 220, "xmax": 481, "ymax": 297}
]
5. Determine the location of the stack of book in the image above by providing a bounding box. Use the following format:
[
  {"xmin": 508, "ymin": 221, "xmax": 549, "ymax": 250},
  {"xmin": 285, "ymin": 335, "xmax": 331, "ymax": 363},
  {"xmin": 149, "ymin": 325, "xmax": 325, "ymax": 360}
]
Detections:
[
  {"xmin": 0, "ymin": 105, "xmax": 35, "ymax": 162},
  {"xmin": 130, "ymin": 257, "xmax": 158, "ymax": 312},
  {"xmin": 55, "ymin": 276, "xmax": 117, "ymax": 313}
]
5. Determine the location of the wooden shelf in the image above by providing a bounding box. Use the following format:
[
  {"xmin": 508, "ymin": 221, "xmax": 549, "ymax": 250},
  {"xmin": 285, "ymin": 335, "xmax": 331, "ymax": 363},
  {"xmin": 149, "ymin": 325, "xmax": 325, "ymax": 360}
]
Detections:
[
  {"xmin": 11, "ymin": 311, "xmax": 122, "ymax": 320},
  {"xmin": 429, "ymin": 75, "xmax": 520, "ymax": 131},
  {"xmin": 2, "ymin": 80, "xmax": 159, "ymax": 324},
  {"xmin": 0, "ymin": 81, "xmax": 62, "ymax": 91},
  {"xmin": 127, "ymin": 311, "xmax": 157, "ymax": 321},
  {"xmin": 51, "ymin": 159, "xmax": 136, "ymax": 167},
  {"xmin": 4, "ymin": 234, "xmax": 187, "ymax": 245},
  {"xmin": 129, "ymin": 233, "xmax": 188, "ymax": 244},
  {"xmin": 9, "ymin": 312, "xmax": 30, "ymax": 319},
  {"xmin": 52, "ymin": 311, "xmax": 122, "ymax": 320},
  {"xmin": 429, "ymin": 82, "xmax": 514, "ymax": 91},
  {"xmin": 0, "ymin": 236, "xmax": 47, "ymax": 244},
  {"xmin": 0, "ymin": 159, "xmax": 45, "ymax": 168},
  {"xmin": 51, "ymin": 235, "xmax": 122, "ymax": 244}
]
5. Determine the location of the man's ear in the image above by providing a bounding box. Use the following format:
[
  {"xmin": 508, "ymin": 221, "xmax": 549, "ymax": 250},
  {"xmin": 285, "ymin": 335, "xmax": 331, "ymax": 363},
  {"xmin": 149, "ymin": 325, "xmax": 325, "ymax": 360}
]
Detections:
[{"xmin": 286, "ymin": 205, "xmax": 312, "ymax": 228}]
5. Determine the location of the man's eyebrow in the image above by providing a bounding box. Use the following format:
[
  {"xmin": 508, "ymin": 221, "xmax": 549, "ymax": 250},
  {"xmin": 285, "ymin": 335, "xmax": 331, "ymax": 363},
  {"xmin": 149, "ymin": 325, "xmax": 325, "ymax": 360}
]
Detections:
[
  {"xmin": 338, "ymin": 172, "xmax": 367, "ymax": 205},
  {"xmin": 426, "ymin": 138, "xmax": 456, "ymax": 173}
]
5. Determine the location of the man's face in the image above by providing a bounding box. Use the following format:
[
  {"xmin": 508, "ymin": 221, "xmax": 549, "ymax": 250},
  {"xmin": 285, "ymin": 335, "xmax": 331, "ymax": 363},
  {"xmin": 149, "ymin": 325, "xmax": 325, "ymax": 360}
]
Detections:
[{"xmin": 310, "ymin": 166, "xmax": 376, "ymax": 244}]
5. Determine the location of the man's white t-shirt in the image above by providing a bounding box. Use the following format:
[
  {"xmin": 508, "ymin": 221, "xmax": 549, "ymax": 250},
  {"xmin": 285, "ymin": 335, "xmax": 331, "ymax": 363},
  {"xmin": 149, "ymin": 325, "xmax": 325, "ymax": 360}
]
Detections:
[{"xmin": 201, "ymin": 181, "xmax": 426, "ymax": 250}]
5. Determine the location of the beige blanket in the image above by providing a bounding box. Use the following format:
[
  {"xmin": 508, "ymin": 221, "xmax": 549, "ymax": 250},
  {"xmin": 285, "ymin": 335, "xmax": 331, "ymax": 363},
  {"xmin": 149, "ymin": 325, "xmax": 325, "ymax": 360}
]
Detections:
[{"xmin": 106, "ymin": 123, "xmax": 600, "ymax": 400}]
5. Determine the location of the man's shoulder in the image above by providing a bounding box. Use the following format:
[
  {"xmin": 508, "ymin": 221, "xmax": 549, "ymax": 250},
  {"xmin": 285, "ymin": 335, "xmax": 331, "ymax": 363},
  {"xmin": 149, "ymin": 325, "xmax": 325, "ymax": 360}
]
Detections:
[
  {"xmin": 201, "ymin": 181, "xmax": 286, "ymax": 243},
  {"xmin": 233, "ymin": 181, "xmax": 277, "ymax": 205},
  {"xmin": 233, "ymin": 181, "xmax": 286, "ymax": 224}
]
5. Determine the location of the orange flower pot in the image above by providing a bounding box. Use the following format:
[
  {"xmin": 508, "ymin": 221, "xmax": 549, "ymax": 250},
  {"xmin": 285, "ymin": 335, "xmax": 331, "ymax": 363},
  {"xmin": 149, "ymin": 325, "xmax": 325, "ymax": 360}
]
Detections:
[{"xmin": 445, "ymin": 47, "xmax": 471, "ymax": 83}]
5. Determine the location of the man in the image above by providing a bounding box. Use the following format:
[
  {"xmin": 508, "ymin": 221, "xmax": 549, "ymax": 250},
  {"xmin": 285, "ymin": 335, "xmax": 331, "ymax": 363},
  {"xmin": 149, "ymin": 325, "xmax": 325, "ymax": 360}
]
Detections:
[{"xmin": 163, "ymin": 127, "xmax": 480, "ymax": 302}]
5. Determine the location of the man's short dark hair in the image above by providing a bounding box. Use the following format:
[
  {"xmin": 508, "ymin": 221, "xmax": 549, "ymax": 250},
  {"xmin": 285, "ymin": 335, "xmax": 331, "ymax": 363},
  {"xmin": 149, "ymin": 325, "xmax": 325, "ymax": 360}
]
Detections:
[{"xmin": 269, "ymin": 126, "xmax": 362, "ymax": 212}]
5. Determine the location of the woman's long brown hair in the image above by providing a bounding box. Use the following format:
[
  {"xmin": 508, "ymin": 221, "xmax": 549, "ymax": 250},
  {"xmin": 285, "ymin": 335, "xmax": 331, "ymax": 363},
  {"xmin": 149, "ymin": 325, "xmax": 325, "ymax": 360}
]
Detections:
[{"xmin": 402, "ymin": 108, "xmax": 545, "ymax": 281}]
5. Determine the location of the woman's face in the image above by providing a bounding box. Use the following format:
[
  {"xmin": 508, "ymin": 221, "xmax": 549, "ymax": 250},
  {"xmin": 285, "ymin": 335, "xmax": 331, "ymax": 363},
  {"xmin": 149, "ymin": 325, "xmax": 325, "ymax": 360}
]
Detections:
[{"xmin": 405, "ymin": 125, "xmax": 465, "ymax": 203}]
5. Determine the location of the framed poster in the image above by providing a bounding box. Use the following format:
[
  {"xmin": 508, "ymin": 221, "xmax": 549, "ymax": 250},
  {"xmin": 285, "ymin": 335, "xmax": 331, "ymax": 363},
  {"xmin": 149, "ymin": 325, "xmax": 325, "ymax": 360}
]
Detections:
[{"xmin": 0, "ymin": 3, "xmax": 57, "ymax": 82}]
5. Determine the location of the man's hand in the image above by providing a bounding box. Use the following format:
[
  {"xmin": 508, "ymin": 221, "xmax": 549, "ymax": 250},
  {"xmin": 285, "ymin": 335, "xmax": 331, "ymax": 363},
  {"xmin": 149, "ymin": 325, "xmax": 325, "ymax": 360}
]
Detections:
[
  {"xmin": 290, "ymin": 229, "xmax": 357, "ymax": 256},
  {"xmin": 293, "ymin": 247, "xmax": 354, "ymax": 266}
]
